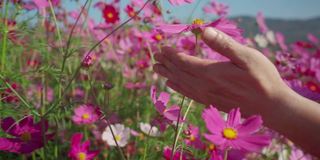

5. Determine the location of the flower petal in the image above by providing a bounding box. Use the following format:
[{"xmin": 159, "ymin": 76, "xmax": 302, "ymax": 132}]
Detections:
[
  {"xmin": 202, "ymin": 105, "xmax": 225, "ymax": 133},
  {"xmin": 156, "ymin": 24, "xmax": 189, "ymax": 34},
  {"xmin": 226, "ymin": 108, "xmax": 241, "ymax": 127},
  {"xmin": 237, "ymin": 115, "xmax": 263, "ymax": 134}
]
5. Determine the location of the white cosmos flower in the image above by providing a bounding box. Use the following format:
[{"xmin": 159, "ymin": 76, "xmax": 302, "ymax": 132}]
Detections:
[
  {"xmin": 102, "ymin": 123, "xmax": 130, "ymax": 147},
  {"xmin": 266, "ymin": 31, "xmax": 276, "ymax": 44},
  {"xmin": 254, "ymin": 34, "xmax": 268, "ymax": 48},
  {"xmin": 139, "ymin": 122, "xmax": 160, "ymax": 137}
]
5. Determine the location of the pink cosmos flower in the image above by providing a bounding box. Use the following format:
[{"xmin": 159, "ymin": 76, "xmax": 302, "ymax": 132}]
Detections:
[
  {"xmin": 125, "ymin": 82, "xmax": 147, "ymax": 90},
  {"xmin": 156, "ymin": 18, "xmax": 244, "ymax": 43},
  {"xmin": 168, "ymin": 0, "xmax": 194, "ymax": 6},
  {"xmin": 256, "ymin": 12, "xmax": 269, "ymax": 34},
  {"xmin": 68, "ymin": 133, "xmax": 99, "ymax": 160},
  {"xmin": 202, "ymin": 106, "xmax": 270, "ymax": 152},
  {"xmin": 184, "ymin": 125, "xmax": 205, "ymax": 150},
  {"xmin": 0, "ymin": 116, "xmax": 53, "ymax": 154},
  {"xmin": 203, "ymin": 0, "xmax": 229, "ymax": 17},
  {"xmin": 72, "ymin": 104, "xmax": 101, "ymax": 125},
  {"xmin": 150, "ymin": 85, "xmax": 182, "ymax": 122}
]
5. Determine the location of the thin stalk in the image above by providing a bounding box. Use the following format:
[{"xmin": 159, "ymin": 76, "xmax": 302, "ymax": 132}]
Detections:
[
  {"xmin": 48, "ymin": 0, "xmax": 63, "ymax": 54},
  {"xmin": 104, "ymin": 90, "xmax": 127, "ymax": 160},
  {"xmin": 142, "ymin": 125, "xmax": 154, "ymax": 160},
  {"xmin": 48, "ymin": 0, "xmax": 64, "ymax": 99},
  {"xmin": 1, "ymin": 0, "xmax": 9, "ymax": 71},
  {"xmin": 170, "ymin": 96, "xmax": 185, "ymax": 160},
  {"xmin": 223, "ymin": 148, "xmax": 229, "ymax": 160},
  {"xmin": 0, "ymin": 74, "xmax": 40, "ymax": 116},
  {"xmin": 186, "ymin": 0, "xmax": 202, "ymax": 23},
  {"xmin": 171, "ymin": 100, "xmax": 194, "ymax": 160},
  {"xmin": 43, "ymin": 0, "xmax": 154, "ymax": 118}
]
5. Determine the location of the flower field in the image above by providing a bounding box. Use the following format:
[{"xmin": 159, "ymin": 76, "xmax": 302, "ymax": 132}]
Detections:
[{"xmin": 0, "ymin": 0, "xmax": 319, "ymax": 159}]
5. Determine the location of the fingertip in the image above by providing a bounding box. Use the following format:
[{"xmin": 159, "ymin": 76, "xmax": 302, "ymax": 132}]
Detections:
[{"xmin": 202, "ymin": 27, "xmax": 218, "ymax": 42}]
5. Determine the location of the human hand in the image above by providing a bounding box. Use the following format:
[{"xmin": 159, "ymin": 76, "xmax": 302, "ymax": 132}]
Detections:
[{"xmin": 153, "ymin": 27, "xmax": 291, "ymax": 117}]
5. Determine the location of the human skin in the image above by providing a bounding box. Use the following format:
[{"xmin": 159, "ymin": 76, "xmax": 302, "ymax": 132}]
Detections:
[{"xmin": 153, "ymin": 27, "xmax": 320, "ymax": 157}]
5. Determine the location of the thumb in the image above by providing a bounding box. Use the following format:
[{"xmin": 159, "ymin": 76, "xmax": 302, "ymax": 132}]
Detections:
[{"xmin": 202, "ymin": 27, "xmax": 250, "ymax": 68}]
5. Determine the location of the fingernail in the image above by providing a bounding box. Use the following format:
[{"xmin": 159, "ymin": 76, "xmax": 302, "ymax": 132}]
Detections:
[{"xmin": 203, "ymin": 27, "xmax": 218, "ymax": 40}]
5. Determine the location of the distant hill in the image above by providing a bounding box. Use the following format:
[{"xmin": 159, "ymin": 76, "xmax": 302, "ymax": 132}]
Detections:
[{"xmin": 231, "ymin": 16, "xmax": 320, "ymax": 43}]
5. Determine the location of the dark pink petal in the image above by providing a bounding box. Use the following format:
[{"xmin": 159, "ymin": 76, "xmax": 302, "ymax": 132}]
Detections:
[
  {"xmin": 226, "ymin": 108, "xmax": 241, "ymax": 127},
  {"xmin": 163, "ymin": 105, "xmax": 181, "ymax": 121},
  {"xmin": 82, "ymin": 140, "xmax": 91, "ymax": 151},
  {"xmin": 1, "ymin": 117, "xmax": 18, "ymax": 136},
  {"xmin": 87, "ymin": 150, "xmax": 100, "ymax": 159},
  {"xmin": 237, "ymin": 115, "xmax": 263, "ymax": 134},
  {"xmin": 19, "ymin": 140, "xmax": 43, "ymax": 154},
  {"xmin": 150, "ymin": 85, "xmax": 157, "ymax": 103},
  {"xmin": 155, "ymin": 101, "xmax": 166, "ymax": 114},
  {"xmin": 0, "ymin": 138, "xmax": 19, "ymax": 152},
  {"xmin": 34, "ymin": 120, "xmax": 49, "ymax": 132},
  {"xmin": 156, "ymin": 24, "xmax": 189, "ymax": 34},
  {"xmin": 71, "ymin": 133, "xmax": 83, "ymax": 147},
  {"xmin": 202, "ymin": 106, "xmax": 225, "ymax": 133},
  {"xmin": 19, "ymin": 116, "xmax": 34, "ymax": 128}
]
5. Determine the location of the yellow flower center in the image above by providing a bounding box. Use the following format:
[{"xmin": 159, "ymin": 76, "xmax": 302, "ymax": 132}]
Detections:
[
  {"xmin": 115, "ymin": 135, "xmax": 122, "ymax": 142},
  {"xmin": 82, "ymin": 113, "xmax": 90, "ymax": 120},
  {"xmin": 223, "ymin": 128, "xmax": 238, "ymax": 140},
  {"xmin": 77, "ymin": 152, "xmax": 87, "ymax": 160},
  {"xmin": 107, "ymin": 13, "xmax": 114, "ymax": 19},
  {"xmin": 189, "ymin": 135, "xmax": 195, "ymax": 142},
  {"xmin": 192, "ymin": 18, "xmax": 205, "ymax": 25},
  {"xmin": 155, "ymin": 34, "xmax": 163, "ymax": 41},
  {"xmin": 21, "ymin": 132, "xmax": 31, "ymax": 142},
  {"xmin": 129, "ymin": 11, "xmax": 135, "ymax": 17},
  {"xmin": 208, "ymin": 144, "xmax": 215, "ymax": 151}
]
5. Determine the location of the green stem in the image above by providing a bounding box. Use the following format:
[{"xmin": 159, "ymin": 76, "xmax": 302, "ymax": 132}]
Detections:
[
  {"xmin": 142, "ymin": 125, "xmax": 154, "ymax": 160},
  {"xmin": 170, "ymin": 96, "xmax": 185, "ymax": 160},
  {"xmin": 224, "ymin": 149, "xmax": 229, "ymax": 160},
  {"xmin": 84, "ymin": 125, "xmax": 89, "ymax": 140},
  {"xmin": 171, "ymin": 100, "xmax": 194, "ymax": 160},
  {"xmin": 1, "ymin": 0, "xmax": 9, "ymax": 71},
  {"xmin": 48, "ymin": 0, "xmax": 64, "ymax": 100},
  {"xmin": 0, "ymin": 74, "xmax": 40, "ymax": 116}
]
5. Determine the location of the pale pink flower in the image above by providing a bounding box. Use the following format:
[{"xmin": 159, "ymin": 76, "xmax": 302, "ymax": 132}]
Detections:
[
  {"xmin": 72, "ymin": 104, "xmax": 101, "ymax": 125},
  {"xmin": 168, "ymin": 0, "xmax": 194, "ymax": 6},
  {"xmin": 203, "ymin": 0, "xmax": 229, "ymax": 17}
]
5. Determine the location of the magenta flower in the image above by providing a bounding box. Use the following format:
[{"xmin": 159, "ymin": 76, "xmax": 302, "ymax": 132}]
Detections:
[
  {"xmin": 184, "ymin": 125, "xmax": 205, "ymax": 150},
  {"xmin": 72, "ymin": 104, "xmax": 101, "ymax": 125},
  {"xmin": 150, "ymin": 86, "xmax": 182, "ymax": 122},
  {"xmin": 202, "ymin": 106, "xmax": 270, "ymax": 152},
  {"xmin": 68, "ymin": 133, "xmax": 99, "ymax": 160},
  {"xmin": 203, "ymin": 0, "xmax": 229, "ymax": 17},
  {"xmin": 168, "ymin": 0, "xmax": 194, "ymax": 6},
  {"xmin": 156, "ymin": 18, "xmax": 244, "ymax": 43},
  {"xmin": 0, "ymin": 116, "xmax": 53, "ymax": 154},
  {"xmin": 163, "ymin": 146, "xmax": 189, "ymax": 160}
]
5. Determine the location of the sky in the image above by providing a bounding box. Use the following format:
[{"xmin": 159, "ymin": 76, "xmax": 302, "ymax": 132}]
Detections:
[{"xmin": 64, "ymin": 0, "xmax": 320, "ymax": 23}]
